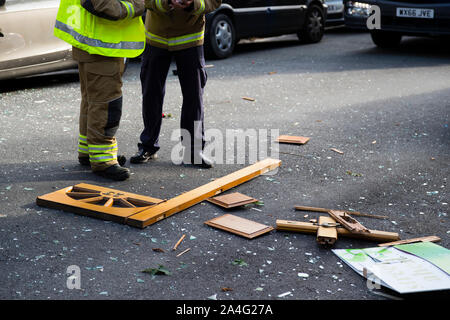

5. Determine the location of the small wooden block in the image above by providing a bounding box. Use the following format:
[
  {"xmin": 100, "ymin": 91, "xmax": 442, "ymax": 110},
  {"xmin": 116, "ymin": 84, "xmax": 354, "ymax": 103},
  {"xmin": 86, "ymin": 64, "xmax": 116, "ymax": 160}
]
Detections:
[
  {"xmin": 276, "ymin": 135, "xmax": 310, "ymax": 145},
  {"xmin": 207, "ymin": 192, "xmax": 258, "ymax": 209},
  {"xmin": 378, "ymin": 236, "xmax": 441, "ymax": 247},
  {"xmin": 316, "ymin": 216, "xmax": 338, "ymax": 245},
  {"xmin": 204, "ymin": 214, "xmax": 274, "ymax": 239}
]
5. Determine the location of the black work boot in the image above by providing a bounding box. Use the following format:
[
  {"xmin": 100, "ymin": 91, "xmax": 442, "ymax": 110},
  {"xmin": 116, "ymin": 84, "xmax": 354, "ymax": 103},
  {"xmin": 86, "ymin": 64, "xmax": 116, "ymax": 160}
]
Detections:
[
  {"xmin": 130, "ymin": 149, "xmax": 158, "ymax": 164},
  {"xmin": 94, "ymin": 164, "xmax": 130, "ymax": 181},
  {"xmin": 79, "ymin": 155, "xmax": 126, "ymax": 167}
]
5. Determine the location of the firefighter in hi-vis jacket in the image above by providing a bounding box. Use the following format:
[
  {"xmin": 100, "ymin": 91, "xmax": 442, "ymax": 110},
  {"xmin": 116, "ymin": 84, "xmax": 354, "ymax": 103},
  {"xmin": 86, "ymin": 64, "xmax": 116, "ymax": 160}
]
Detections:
[{"xmin": 54, "ymin": 0, "xmax": 145, "ymax": 180}]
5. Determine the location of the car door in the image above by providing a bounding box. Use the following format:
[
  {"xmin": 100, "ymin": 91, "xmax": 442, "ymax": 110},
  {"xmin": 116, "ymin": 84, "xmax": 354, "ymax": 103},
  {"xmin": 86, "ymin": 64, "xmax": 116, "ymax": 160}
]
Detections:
[
  {"xmin": 0, "ymin": 0, "xmax": 72, "ymax": 78},
  {"xmin": 268, "ymin": 0, "xmax": 307, "ymax": 33},
  {"xmin": 229, "ymin": 0, "xmax": 272, "ymax": 38}
]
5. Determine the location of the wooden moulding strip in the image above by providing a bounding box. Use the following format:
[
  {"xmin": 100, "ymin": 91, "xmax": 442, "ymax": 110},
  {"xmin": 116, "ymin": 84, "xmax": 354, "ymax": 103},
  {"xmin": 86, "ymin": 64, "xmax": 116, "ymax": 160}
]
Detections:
[
  {"xmin": 126, "ymin": 158, "xmax": 282, "ymax": 228},
  {"xmin": 316, "ymin": 216, "xmax": 338, "ymax": 245},
  {"xmin": 377, "ymin": 236, "xmax": 441, "ymax": 247},
  {"xmin": 276, "ymin": 219, "xmax": 400, "ymax": 242},
  {"xmin": 294, "ymin": 205, "xmax": 389, "ymax": 220}
]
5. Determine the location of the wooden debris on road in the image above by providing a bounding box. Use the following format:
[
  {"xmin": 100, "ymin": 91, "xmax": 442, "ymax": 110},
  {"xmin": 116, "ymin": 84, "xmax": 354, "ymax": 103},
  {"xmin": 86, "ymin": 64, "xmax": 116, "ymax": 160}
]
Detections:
[
  {"xmin": 294, "ymin": 205, "xmax": 389, "ymax": 220},
  {"xmin": 276, "ymin": 135, "xmax": 310, "ymax": 145},
  {"xmin": 207, "ymin": 192, "xmax": 258, "ymax": 209},
  {"xmin": 204, "ymin": 214, "xmax": 274, "ymax": 239},
  {"xmin": 328, "ymin": 210, "xmax": 370, "ymax": 234},
  {"xmin": 378, "ymin": 235, "xmax": 441, "ymax": 247},
  {"xmin": 276, "ymin": 219, "xmax": 400, "ymax": 242},
  {"xmin": 172, "ymin": 234, "xmax": 186, "ymax": 251}
]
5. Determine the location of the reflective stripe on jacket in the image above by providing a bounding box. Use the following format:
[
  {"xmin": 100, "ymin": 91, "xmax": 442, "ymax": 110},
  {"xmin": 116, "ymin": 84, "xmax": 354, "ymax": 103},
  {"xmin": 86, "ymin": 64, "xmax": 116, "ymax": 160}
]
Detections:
[
  {"xmin": 54, "ymin": 0, "xmax": 146, "ymax": 58},
  {"xmin": 145, "ymin": 0, "xmax": 221, "ymax": 51}
]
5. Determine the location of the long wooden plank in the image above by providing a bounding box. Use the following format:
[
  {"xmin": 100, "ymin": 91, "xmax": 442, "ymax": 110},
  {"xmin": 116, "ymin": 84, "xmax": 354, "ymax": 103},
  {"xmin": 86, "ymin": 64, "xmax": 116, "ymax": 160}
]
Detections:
[
  {"xmin": 276, "ymin": 219, "xmax": 400, "ymax": 242},
  {"xmin": 316, "ymin": 216, "xmax": 338, "ymax": 245},
  {"xmin": 295, "ymin": 205, "xmax": 389, "ymax": 220},
  {"xmin": 378, "ymin": 236, "xmax": 441, "ymax": 247},
  {"xmin": 126, "ymin": 158, "xmax": 282, "ymax": 228}
]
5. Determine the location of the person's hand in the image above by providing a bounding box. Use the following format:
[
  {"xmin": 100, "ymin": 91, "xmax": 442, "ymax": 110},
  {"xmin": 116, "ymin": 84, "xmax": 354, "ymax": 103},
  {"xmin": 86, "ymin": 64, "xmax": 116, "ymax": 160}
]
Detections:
[{"xmin": 171, "ymin": 0, "xmax": 193, "ymax": 10}]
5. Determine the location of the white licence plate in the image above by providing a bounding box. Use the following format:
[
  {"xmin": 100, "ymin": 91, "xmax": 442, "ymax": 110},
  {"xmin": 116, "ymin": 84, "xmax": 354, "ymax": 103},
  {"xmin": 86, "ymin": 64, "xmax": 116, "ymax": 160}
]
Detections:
[
  {"xmin": 327, "ymin": 4, "xmax": 344, "ymax": 14},
  {"xmin": 396, "ymin": 8, "xmax": 434, "ymax": 19}
]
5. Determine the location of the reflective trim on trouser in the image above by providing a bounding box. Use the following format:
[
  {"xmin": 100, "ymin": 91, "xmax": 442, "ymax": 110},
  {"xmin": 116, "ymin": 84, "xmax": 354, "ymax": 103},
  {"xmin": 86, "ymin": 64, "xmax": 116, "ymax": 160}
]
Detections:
[
  {"xmin": 78, "ymin": 134, "xmax": 89, "ymax": 154},
  {"xmin": 88, "ymin": 143, "xmax": 118, "ymax": 163},
  {"xmin": 89, "ymin": 153, "xmax": 118, "ymax": 163}
]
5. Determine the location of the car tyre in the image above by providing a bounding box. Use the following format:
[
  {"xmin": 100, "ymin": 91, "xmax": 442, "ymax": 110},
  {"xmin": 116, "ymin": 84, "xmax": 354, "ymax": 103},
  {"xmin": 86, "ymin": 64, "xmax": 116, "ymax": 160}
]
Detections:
[
  {"xmin": 371, "ymin": 31, "xmax": 402, "ymax": 48},
  {"xmin": 205, "ymin": 13, "xmax": 236, "ymax": 59},
  {"xmin": 298, "ymin": 5, "xmax": 325, "ymax": 44}
]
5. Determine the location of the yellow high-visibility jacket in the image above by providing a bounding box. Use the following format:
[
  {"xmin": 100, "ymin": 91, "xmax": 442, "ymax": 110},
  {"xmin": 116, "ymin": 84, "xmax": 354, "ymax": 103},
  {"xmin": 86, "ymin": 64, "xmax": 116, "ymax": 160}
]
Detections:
[{"xmin": 54, "ymin": 0, "xmax": 146, "ymax": 58}]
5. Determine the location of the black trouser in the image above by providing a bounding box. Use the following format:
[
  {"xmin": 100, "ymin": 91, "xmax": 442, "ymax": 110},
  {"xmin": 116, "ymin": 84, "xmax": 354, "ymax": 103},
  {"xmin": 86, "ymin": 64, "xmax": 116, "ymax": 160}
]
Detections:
[{"xmin": 139, "ymin": 45, "xmax": 207, "ymax": 157}]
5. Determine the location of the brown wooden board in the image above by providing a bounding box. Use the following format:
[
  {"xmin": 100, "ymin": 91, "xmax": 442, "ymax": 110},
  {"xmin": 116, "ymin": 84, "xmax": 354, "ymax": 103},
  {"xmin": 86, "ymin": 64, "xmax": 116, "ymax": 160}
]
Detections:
[
  {"xmin": 204, "ymin": 214, "xmax": 274, "ymax": 239},
  {"xmin": 36, "ymin": 183, "xmax": 164, "ymax": 224},
  {"xmin": 126, "ymin": 158, "xmax": 281, "ymax": 228},
  {"xmin": 316, "ymin": 216, "xmax": 338, "ymax": 245},
  {"xmin": 206, "ymin": 192, "xmax": 258, "ymax": 209},
  {"xmin": 276, "ymin": 135, "xmax": 310, "ymax": 145},
  {"xmin": 276, "ymin": 219, "xmax": 400, "ymax": 242},
  {"xmin": 378, "ymin": 236, "xmax": 441, "ymax": 247}
]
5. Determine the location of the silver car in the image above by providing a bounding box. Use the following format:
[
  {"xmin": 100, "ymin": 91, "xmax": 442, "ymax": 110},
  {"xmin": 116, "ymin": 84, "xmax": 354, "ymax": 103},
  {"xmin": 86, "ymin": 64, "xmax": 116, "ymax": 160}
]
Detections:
[{"xmin": 0, "ymin": 0, "xmax": 77, "ymax": 80}]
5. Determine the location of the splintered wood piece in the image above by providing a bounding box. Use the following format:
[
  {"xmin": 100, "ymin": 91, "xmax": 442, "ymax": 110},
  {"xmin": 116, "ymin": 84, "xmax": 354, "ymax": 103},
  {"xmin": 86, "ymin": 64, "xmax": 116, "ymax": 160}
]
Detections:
[
  {"xmin": 176, "ymin": 248, "xmax": 191, "ymax": 257},
  {"xmin": 242, "ymin": 96, "xmax": 255, "ymax": 101},
  {"xmin": 276, "ymin": 220, "xmax": 399, "ymax": 242},
  {"xmin": 294, "ymin": 205, "xmax": 389, "ymax": 220},
  {"xmin": 204, "ymin": 214, "xmax": 274, "ymax": 239},
  {"xmin": 316, "ymin": 216, "xmax": 338, "ymax": 245},
  {"xmin": 207, "ymin": 192, "xmax": 258, "ymax": 209},
  {"xmin": 126, "ymin": 158, "xmax": 281, "ymax": 228},
  {"xmin": 36, "ymin": 183, "xmax": 164, "ymax": 224},
  {"xmin": 328, "ymin": 210, "xmax": 370, "ymax": 234},
  {"xmin": 172, "ymin": 234, "xmax": 186, "ymax": 251},
  {"xmin": 378, "ymin": 236, "xmax": 441, "ymax": 247},
  {"xmin": 276, "ymin": 135, "xmax": 310, "ymax": 145},
  {"xmin": 330, "ymin": 148, "xmax": 344, "ymax": 154}
]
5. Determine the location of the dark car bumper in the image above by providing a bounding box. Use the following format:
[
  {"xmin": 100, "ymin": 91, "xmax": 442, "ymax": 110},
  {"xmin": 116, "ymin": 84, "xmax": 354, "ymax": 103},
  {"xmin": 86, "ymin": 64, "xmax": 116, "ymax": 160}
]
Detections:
[{"xmin": 344, "ymin": 1, "xmax": 450, "ymax": 36}]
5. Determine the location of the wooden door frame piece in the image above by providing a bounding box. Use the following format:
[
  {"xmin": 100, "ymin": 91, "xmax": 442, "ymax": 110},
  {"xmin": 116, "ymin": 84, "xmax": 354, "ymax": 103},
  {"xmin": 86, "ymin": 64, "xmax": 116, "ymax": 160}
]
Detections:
[
  {"xmin": 316, "ymin": 216, "xmax": 338, "ymax": 245},
  {"xmin": 206, "ymin": 192, "xmax": 258, "ymax": 209},
  {"xmin": 204, "ymin": 214, "xmax": 274, "ymax": 239},
  {"xmin": 127, "ymin": 158, "xmax": 281, "ymax": 228},
  {"xmin": 328, "ymin": 210, "xmax": 370, "ymax": 234},
  {"xmin": 276, "ymin": 219, "xmax": 400, "ymax": 242},
  {"xmin": 36, "ymin": 183, "xmax": 164, "ymax": 224},
  {"xmin": 377, "ymin": 236, "xmax": 441, "ymax": 247}
]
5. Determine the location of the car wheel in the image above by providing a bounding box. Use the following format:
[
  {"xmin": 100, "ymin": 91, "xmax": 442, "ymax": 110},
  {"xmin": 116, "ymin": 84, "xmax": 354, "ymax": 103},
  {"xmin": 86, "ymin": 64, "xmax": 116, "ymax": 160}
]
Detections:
[
  {"xmin": 298, "ymin": 5, "xmax": 325, "ymax": 43},
  {"xmin": 370, "ymin": 31, "xmax": 402, "ymax": 48},
  {"xmin": 205, "ymin": 13, "xmax": 235, "ymax": 59}
]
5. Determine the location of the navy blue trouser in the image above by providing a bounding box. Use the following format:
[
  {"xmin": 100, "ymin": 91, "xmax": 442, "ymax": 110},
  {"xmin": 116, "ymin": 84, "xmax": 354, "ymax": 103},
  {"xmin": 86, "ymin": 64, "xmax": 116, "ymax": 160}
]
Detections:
[{"xmin": 139, "ymin": 45, "xmax": 207, "ymax": 156}]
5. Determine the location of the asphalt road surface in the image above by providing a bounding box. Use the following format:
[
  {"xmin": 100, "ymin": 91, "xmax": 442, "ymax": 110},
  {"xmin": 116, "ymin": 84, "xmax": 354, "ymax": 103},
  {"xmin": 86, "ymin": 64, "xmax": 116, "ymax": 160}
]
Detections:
[{"xmin": 0, "ymin": 30, "xmax": 449, "ymax": 302}]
